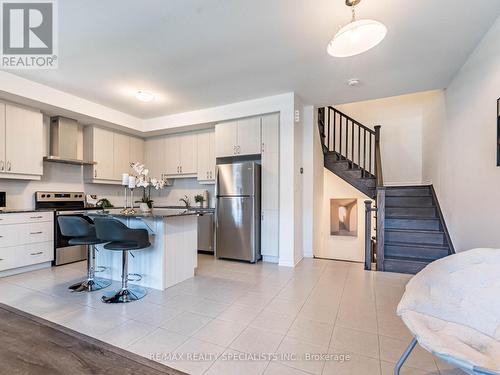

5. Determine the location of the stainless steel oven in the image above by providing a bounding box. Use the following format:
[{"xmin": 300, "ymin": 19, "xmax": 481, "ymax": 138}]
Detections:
[{"xmin": 35, "ymin": 191, "xmax": 93, "ymax": 266}]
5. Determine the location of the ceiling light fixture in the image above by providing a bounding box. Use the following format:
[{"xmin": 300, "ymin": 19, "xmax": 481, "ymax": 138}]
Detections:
[
  {"xmin": 327, "ymin": 0, "xmax": 387, "ymax": 58},
  {"xmin": 135, "ymin": 90, "xmax": 155, "ymax": 102}
]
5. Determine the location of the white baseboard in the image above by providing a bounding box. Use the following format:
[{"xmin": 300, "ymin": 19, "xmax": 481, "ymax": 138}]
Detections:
[
  {"xmin": 263, "ymin": 256, "xmax": 279, "ymax": 264},
  {"xmin": 0, "ymin": 262, "xmax": 52, "ymax": 278}
]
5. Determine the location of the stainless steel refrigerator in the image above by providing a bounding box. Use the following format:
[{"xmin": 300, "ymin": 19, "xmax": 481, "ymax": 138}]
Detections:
[{"xmin": 215, "ymin": 162, "xmax": 261, "ymax": 263}]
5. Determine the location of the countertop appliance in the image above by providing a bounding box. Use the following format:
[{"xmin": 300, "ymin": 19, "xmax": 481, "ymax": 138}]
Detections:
[
  {"xmin": 215, "ymin": 162, "xmax": 261, "ymax": 262},
  {"xmin": 35, "ymin": 191, "xmax": 95, "ymax": 265},
  {"xmin": 0, "ymin": 192, "xmax": 5, "ymax": 209}
]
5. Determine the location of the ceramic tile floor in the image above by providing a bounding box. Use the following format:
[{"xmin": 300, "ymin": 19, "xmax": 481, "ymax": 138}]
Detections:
[{"xmin": 0, "ymin": 255, "xmax": 467, "ymax": 375}]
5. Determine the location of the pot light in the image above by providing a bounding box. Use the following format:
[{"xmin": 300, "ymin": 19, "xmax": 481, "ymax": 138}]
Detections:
[
  {"xmin": 135, "ymin": 91, "xmax": 155, "ymax": 102},
  {"xmin": 327, "ymin": 0, "xmax": 387, "ymax": 58}
]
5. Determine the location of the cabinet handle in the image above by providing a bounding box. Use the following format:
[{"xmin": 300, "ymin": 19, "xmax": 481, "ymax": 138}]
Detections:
[
  {"xmin": 237, "ymin": 146, "xmax": 241, "ymax": 154},
  {"xmin": 0, "ymin": 235, "xmax": 3, "ymax": 238},
  {"xmin": 30, "ymin": 251, "xmax": 43, "ymax": 256},
  {"xmin": 30, "ymin": 216, "xmax": 43, "ymax": 219},
  {"xmin": 94, "ymin": 169, "xmax": 98, "ymax": 178},
  {"xmin": 0, "ymin": 161, "xmax": 4, "ymax": 171},
  {"xmin": 262, "ymin": 212, "xmax": 264, "ymax": 220},
  {"xmin": 6, "ymin": 161, "xmax": 11, "ymax": 171},
  {"xmin": 0, "ymin": 258, "xmax": 3, "ymax": 261},
  {"xmin": 262, "ymin": 142, "xmax": 265, "ymax": 152},
  {"xmin": 30, "ymin": 231, "xmax": 43, "ymax": 235}
]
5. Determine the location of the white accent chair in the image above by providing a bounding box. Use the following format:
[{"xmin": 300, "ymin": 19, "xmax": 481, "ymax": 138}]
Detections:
[{"xmin": 396, "ymin": 248, "xmax": 500, "ymax": 375}]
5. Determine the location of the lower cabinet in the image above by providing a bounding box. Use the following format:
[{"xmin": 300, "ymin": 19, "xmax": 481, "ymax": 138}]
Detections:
[
  {"xmin": 0, "ymin": 212, "xmax": 54, "ymax": 273},
  {"xmin": 261, "ymin": 209, "xmax": 279, "ymax": 260}
]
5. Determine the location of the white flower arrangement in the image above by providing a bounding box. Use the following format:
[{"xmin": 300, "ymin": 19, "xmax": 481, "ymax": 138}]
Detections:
[{"xmin": 130, "ymin": 162, "xmax": 167, "ymax": 207}]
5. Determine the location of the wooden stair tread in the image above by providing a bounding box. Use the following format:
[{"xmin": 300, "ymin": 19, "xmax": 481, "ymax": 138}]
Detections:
[
  {"xmin": 385, "ymin": 228, "xmax": 444, "ymax": 234},
  {"xmin": 385, "ymin": 241, "xmax": 449, "ymax": 250},
  {"xmin": 386, "ymin": 216, "xmax": 439, "ymax": 221}
]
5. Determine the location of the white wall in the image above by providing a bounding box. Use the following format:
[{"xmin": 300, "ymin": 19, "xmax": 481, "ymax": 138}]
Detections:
[
  {"xmin": 293, "ymin": 95, "xmax": 304, "ymax": 265},
  {"xmin": 336, "ymin": 91, "xmax": 444, "ymax": 186},
  {"xmin": 318, "ymin": 169, "xmax": 372, "ymax": 262},
  {"xmin": 423, "ymin": 15, "xmax": 500, "ymax": 251}
]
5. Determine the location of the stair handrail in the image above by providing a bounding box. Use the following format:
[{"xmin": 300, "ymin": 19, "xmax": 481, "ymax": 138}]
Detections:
[{"xmin": 328, "ymin": 106, "xmax": 375, "ymax": 135}]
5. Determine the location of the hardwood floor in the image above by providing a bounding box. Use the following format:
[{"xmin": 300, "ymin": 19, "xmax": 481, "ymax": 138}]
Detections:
[{"xmin": 0, "ymin": 303, "xmax": 185, "ymax": 375}]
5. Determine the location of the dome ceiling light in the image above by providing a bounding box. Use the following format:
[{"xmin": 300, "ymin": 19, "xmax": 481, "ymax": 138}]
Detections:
[
  {"xmin": 327, "ymin": 0, "xmax": 387, "ymax": 58},
  {"xmin": 135, "ymin": 90, "xmax": 155, "ymax": 102}
]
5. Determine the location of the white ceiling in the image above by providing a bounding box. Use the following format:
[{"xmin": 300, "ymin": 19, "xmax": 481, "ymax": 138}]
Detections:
[{"xmin": 10, "ymin": 0, "xmax": 500, "ymax": 119}]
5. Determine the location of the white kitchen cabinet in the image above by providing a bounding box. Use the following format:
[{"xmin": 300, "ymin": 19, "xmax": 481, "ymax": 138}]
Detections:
[
  {"xmin": 215, "ymin": 121, "xmax": 238, "ymax": 157},
  {"xmin": 197, "ymin": 130, "xmax": 215, "ymax": 183},
  {"xmin": 164, "ymin": 133, "xmax": 197, "ymax": 177},
  {"xmin": 145, "ymin": 137, "xmax": 166, "ymax": 179},
  {"xmin": 0, "ymin": 212, "xmax": 54, "ymax": 275},
  {"xmin": 237, "ymin": 117, "xmax": 261, "ymax": 155},
  {"xmin": 113, "ymin": 132, "xmax": 130, "ymax": 180},
  {"xmin": 261, "ymin": 209, "xmax": 279, "ymax": 259},
  {"xmin": 260, "ymin": 113, "xmax": 280, "ymax": 261},
  {"xmin": 84, "ymin": 127, "xmax": 115, "ymax": 181},
  {"xmin": 215, "ymin": 117, "xmax": 261, "ymax": 157},
  {"xmin": 0, "ymin": 104, "xmax": 5, "ymax": 175},
  {"xmin": 0, "ymin": 103, "xmax": 43, "ymax": 179},
  {"xmin": 129, "ymin": 136, "xmax": 145, "ymax": 166}
]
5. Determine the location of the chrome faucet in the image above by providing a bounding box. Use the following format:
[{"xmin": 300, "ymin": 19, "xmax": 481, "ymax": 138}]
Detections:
[{"xmin": 179, "ymin": 195, "xmax": 190, "ymax": 209}]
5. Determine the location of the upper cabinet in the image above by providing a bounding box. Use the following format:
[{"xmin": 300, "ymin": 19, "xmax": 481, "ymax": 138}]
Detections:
[
  {"xmin": 164, "ymin": 133, "xmax": 197, "ymax": 177},
  {"xmin": 145, "ymin": 137, "xmax": 166, "ymax": 179},
  {"xmin": 84, "ymin": 127, "xmax": 145, "ymax": 184},
  {"xmin": 215, "ymin": 117, "xmax": 261, "ymax": 157},
  {"xmin": 197, "ymin": 130, "xmax": 215, "ymax": 183},
  {"xmin": 113, "ymin": 132, "xmax": 130, "ymax": 181},
  {"xmin": 0, "ymin": 103, "xmax": 43, "ymax": 180}
]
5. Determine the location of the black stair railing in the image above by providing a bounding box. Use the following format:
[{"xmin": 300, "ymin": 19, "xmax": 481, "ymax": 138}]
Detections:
[{"xmin": 319, "ymin": 106, "xmax": 382, "ymax": 180}]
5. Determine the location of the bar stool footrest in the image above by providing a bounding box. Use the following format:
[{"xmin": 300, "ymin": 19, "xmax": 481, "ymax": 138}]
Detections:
[
  {"xmin": 68, "ymin": 277, "xmax": 112, "ymax": 293},
  {"xmin": 101, "ymin": 286, "xmax": 147, "ymax": 303}
]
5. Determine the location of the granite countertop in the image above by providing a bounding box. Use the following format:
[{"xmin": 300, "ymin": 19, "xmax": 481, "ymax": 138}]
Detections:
[
  {"xmin": 0, "ymin": 208, "xmax": 55, "ymax": 214},
  {"xmin": 85, "ymin": 208, "xmax": 199, "ymax": 218},
  {"xmin": 155, "ymin": 205, "xmax": 215, "ymax": 213}
]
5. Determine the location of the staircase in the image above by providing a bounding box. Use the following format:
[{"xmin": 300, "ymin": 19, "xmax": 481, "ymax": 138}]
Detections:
[
  {"xmin": 318, "ymin": 107, "xmax": 381, "ymax": 198},
  {"xmin": 318, "ymin": 106, "xmax": 454, "ymax": 274},
  {"xmin": 382, "ymin": 185, "xmax": 454, "ymax": 274}
]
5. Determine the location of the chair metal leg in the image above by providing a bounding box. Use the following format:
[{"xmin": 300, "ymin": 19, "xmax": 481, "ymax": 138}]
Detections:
[
  {"xmin": 101, "ymin": 250, "xmax": 147, "ymax": 303},
  {"xmin": 394, "ymin": 338, "xmax": 417, "ymax": 375},
  {"xmin": 68, "ymin": 245, "xmax": 112, "ymax": 292}
]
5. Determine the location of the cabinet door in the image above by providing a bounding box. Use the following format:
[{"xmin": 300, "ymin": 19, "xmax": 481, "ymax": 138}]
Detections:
[
  {"xmin": 164, "ymin": 135, "xmax": 180, "ymax": 175},
  {"xmin": 145, "ymin": 137, "xmax": 165, "ymax": 179},
  {"xmin": 113, "ymin": 132, "xmax": 130, "ymax": 180},
  {"xmin": 215, "ymin": 121, "xmax": 237, "ymax": 157},
  {"xmin": 261, "ymin": 114, "xmax": 279, "ymax": 210},
  {"xmin": 208, "ymin": 131, "xmax": 216, "ymax": 180},
  {"xmin": 197, "ymin": 132, "xmax": 210, "ymax": 181},
  {"xmin": 0, "ymin": 103, "xmax": 5, "ymax": 171},
  {"xmin": 5, "ymin": 104, "xmax": 43, "ymax": 175},
  {"xmin": 237, "ymin": 117, "xmax": 261, "ymax": 155},
  {"xmin": 179, "ymin": 133, "xmax": 197, "ymax": 174},
  {"xmin": 93, "ymin": 127, "xmax": 114, "ymax": 180},
  {"xmin": 261, "ymin": 113, "xmax": 279, "ymax": 154},
  {"xmin": 261, "ymin": 209, "xmax": 279, "ymax": 257},
  {"xmin": 130, "ymin": 136, "xmax": 145, "ymax": 166}
]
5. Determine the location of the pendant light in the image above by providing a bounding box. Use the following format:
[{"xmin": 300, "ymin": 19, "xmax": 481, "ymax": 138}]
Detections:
[{"xmin": 327, "ymin": 0, "xmax": 387, "ymax": 58}]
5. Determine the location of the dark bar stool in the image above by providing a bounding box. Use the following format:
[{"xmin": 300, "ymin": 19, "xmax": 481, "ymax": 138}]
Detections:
[
  {"xmin": 93, "ymin": 217, "xmax": 151, "ymax": 303},
  {"xmin": 57, "ymin": 216, "xmax": 112, "ymax": 292}
]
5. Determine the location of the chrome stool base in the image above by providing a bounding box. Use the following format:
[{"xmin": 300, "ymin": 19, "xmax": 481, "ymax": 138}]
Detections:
[
  {"xmin": 101, "ymin": 287, "xmax": 147, "ymax": 303},
  {"xmin": 68, "ymin": 277, "xmax": 112, "ymax": 292}
]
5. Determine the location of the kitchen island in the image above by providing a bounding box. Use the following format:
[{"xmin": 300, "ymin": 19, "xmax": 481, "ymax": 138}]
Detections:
[{"xmin": 87, "ymin": 208, "xmax": 198, "ymax": 290}]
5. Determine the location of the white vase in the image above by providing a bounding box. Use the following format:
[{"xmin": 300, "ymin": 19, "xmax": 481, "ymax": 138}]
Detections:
[{"xmin": 139, "ymin": 202, "xmax": 151, "ymax": 212}]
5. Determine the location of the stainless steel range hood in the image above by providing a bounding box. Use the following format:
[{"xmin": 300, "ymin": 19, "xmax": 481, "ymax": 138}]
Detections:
[{"xmin": 44, "ymin": 116, "xmax": 96, "ymax": 166}]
